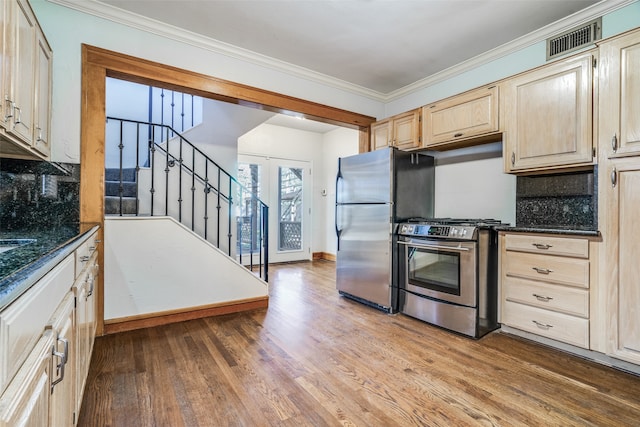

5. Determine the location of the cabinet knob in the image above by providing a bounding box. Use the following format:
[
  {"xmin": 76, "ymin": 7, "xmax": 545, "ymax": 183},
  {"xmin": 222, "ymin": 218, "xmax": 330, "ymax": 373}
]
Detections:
[
  {"xmin": 610, "ymin": 168, "xmax": 618, "ymax": 188},
  {"xmin": 611, "ymin": 133, "xmax": 618, "ymax": 152},
  {"xmin": 511, "ymin": 152, "xmax": 515, "ymax": 166},
  {"xmin": 454, "ymin": 132, "xmax": 463, "ymax": 138}
]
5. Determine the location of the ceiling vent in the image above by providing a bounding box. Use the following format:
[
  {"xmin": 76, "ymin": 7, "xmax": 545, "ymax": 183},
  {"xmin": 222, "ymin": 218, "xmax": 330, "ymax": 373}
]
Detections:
[{"xmin": 546, "ymin": 18, "xmax": 602, "ymax": 61}]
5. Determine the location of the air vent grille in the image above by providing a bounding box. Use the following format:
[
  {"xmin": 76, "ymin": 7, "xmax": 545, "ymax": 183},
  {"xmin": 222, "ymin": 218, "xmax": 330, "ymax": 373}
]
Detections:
[{"xmin": 546, "ymin": 18, "xmax": 601, "ymax": 60}]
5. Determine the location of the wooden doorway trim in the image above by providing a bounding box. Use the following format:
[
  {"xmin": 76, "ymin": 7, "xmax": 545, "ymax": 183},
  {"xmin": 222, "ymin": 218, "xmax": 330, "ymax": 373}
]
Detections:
[{"xmin": 80, "ymin": 44, "xmax": 375, "ymax": 336}]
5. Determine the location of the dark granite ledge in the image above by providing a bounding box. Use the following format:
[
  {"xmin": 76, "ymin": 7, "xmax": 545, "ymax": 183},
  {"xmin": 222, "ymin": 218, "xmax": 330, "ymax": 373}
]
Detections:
[
  {"xmin": 0, "ymin": 225, "xmax": 99, "ymax": 311},
  {"xmin": 495, "ymin": 225, "xmax": 600, "ymax": 237}
]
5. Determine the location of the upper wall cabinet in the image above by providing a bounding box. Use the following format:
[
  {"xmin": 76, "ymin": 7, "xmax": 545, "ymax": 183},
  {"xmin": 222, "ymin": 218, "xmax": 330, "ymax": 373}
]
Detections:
[
  {"xmin": 422, "ymin": 85, "xmax": 500, "ymax": 149},
  {"xmin": 501, "ymin": 51, "xmax": 596, "ymax": 173},
  {"xmin": 370, "ymin": 109, "xmax": 421, "ymax": 151},
  {"xmin": 599, "ymin": 30, "xmax": 640, "ymax": 158},
  {"xmin": 0, "ymin": 0, "xmax": 52, "ymax": 160}
]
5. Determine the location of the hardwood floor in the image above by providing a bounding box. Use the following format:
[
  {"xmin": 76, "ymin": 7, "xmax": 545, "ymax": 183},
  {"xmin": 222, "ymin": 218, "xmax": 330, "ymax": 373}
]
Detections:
[{"xmin": 78, "ymin": 260, "xmax": 640, "ymax": 426}]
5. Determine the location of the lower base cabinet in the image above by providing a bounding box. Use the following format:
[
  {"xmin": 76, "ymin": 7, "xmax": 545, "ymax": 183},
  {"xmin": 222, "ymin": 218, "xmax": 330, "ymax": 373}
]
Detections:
[
  {"xmin": 0, "ymin": 331, "xmax": 54, "ymax": 427},
  {"xmin": 0, "ymin": 227, "xmax": 100, "ymax": 426},
  {"xmin": 500, "ymin": 232, "xmax": 594, "ymax": 349}
]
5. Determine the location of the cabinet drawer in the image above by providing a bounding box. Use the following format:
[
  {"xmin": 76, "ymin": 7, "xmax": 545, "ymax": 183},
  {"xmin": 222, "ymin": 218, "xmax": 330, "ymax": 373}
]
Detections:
[
  {"xmin": 503, "ymin": 277, "xmax": 589, "ymax": 317},
  {"xmin": 502, "ymin": 300, "xmax": 589, "ymax": 348},
  {"xmin": 0, "ymin": 255, "xmax": 74, "ymax": 394},
  {"xmin": 504, "ymin": 251, "xmax": 589, "ymax": 288},
  {"xmin": 504, "ymin": 234, "xmax": 588, "ymax": 258}
]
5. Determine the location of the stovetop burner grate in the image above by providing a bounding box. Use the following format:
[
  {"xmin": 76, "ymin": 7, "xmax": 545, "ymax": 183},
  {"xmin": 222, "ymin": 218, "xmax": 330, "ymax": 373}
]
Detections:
[{"xmin": 404, "ymin": 218, "xmax": 505, "ymax": 226}]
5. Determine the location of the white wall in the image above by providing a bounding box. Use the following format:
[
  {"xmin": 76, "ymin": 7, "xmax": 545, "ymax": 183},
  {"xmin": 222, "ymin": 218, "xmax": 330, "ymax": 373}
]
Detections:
[
  {"xmin": 320, "ymin": 128, "xmax": 360, "ymax": 253},
  {"xmin": 429, "ymin": 143, "xmax": 516, "ymax": 225},
  {"xmin": 238, "ymin": 123, "xmax": 358, "ymax": 255},
  {"xmin": 104, "ymin": 217, "xmax": 267, "ymax": 320}
]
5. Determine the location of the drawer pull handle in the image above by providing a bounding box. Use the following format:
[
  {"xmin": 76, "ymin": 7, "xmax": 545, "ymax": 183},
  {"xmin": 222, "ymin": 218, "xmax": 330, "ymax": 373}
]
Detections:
[
  {"xmin": 454, "ymin": 132, "xmax": 463, "ymax": 138},
  {"xmin": 533, "ymin": 294, "xmax": 553, "ymax": 302},
  {"xmin": 80, "ymin": 255, "xmax": 90, "ymax": 262},
  {"xmin": 532, "ymin": 320, "xmax": 553, "ymax": 330},
  {"xmin": 532, "ymin": 243, "xmax": 552, "ymax": 250},
  {"xmin": 532, "ymin": 267, "xmax": 553, "ymax": 275}
]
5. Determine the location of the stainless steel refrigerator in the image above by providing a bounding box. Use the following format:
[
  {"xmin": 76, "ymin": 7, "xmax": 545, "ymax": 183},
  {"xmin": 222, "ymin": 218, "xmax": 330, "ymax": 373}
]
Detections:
[{"xmin": 335, "ymin": 147, "xmax": 435, "ymax": 312}]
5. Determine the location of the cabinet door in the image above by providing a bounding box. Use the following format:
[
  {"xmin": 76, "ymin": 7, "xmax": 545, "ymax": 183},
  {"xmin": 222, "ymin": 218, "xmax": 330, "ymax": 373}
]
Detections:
[
  {"xmin": 47, "ymin": 293, "xmax": 75, "ymax": 427},
  {"xmin": 33, "ymin": 27, "xmax": 51, "ymax": 157},
  {"xmin": 0, "ymin": 0, "xmax": 10, "ymax": 131},
  {"xmin": 423, "ymin": 85, "xmax": 499, "ymax": 147},
  {"xmin": 606, "ymin": 162, "xmax": 640, "ymax": 364},
  {"xmin": 370, "ymin": 119, "xmax": 391, "ymax": 150},
  {"xmin": 0, "ymin": 331, "xmax": 53, "ymax": 427},
  {"xmin": 6, "ymin": 0, "xmax": 37, "ymax": 146},
  {"xmin": 502, "ymin": 52, "xmax": 594, "ymax": 172},
  {"xmin": 74, "ymin": 275, "xmax": 89, "ymax": 416},
  {"xmin": 392, "ymin": 109, "xmax": 420, "ymax": 150},
  {"xmin": 599, "ymin": 30, "xmax": 640, "ymax": 157}
]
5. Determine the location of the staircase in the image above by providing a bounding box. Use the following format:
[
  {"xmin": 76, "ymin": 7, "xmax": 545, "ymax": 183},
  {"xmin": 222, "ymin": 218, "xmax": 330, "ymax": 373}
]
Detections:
[
  {"xmin": 105, "ymin": 167, "xmax": 138, "ymax": 215},
  {"xmin": 104, "ymin": 116, "xmax": 269, "ymax": 281}
]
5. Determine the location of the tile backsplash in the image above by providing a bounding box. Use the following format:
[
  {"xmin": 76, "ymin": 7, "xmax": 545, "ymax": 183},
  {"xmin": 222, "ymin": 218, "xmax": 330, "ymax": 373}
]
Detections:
[
  {"xmin": 515, "ymin": 168, "xmax": 597, "ymax": 230},
  {"xmin": 0, "ymin": 158, "xmax": 80, "ymax": 232}
]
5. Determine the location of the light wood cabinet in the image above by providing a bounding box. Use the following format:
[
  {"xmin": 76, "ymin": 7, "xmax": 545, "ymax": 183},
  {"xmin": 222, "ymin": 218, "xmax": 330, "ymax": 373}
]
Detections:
[
  {"xmin": 501, "ymin": 51, "xmax": 595, "ymax": 173},
  {"xmin": 599, "ymin": 29, "xmax": 640, "ymax": 158},
  {"xmin": 422, "ymin": 85, "xmax": 500, "ymax": 149},
  {"xmin": 598, "ymin": 28, "xmax": 640, "ymax": 366},
  {"xmin": 0, "ymin": 0, "xmax": 52, "ymax": 160},
  {"xmin": 370, "ymin": 109, "xmax": 420, "ymax": 151},
  {"xmin": 33, "ymin": 25, "xmax": 51, "ymax": 157},
  {"xmin": 73, "ymin": 251, "xmax": 98, "ymax": 417},
  {"xmin": 0, "ymin": 256, "xmax": 74, "ymax": 395},
  {"xmin": 601, "ymin": 161, "xmax": 640, "ymax": 365},
  {"xmin": 0, "ymin": 330, "xmax": 53, "ymax": 427},
  {"xmin": 0, "ymin": 227, "xmax": 100, "ymax": 426},
  {"xmin": 47, "ymin": 293, "xmax": 75, "ymax": 427},
  {"xmin": 500, "ymin": 232, "xmax": 593, "ymax": 349}
]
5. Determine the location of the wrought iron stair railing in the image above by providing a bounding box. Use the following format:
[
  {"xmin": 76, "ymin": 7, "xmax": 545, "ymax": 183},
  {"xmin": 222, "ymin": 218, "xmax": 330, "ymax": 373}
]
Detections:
[{"xmin": 105, "ymin": 116, "xmax": 269, "ymax": 281}]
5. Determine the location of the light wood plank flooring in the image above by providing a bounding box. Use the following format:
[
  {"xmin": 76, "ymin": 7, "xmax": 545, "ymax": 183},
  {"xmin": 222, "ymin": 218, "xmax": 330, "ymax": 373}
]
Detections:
[{"xmin": 78, "ymin": 260, "xmax": 640, "ymax": 426}]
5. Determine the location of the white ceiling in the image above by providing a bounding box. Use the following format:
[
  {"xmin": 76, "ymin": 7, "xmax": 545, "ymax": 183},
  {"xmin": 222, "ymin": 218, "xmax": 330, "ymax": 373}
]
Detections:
[{"xmin": 96, "ymin": 0, "xmax": 602, "ymax": 95}]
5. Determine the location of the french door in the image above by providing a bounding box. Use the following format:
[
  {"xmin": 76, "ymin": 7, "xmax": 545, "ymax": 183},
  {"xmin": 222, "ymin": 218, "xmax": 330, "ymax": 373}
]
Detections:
[{"xmin": 238, "ymin": 154, "xmax": 312, "ymax": 263}]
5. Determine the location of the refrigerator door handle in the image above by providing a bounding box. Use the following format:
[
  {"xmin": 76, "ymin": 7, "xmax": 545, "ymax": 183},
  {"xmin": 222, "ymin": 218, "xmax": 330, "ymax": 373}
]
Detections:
[
  {"xmin": 335, "ymin": 203, "xmax": 342, "ymax": 251},
  {"xmin": 335, "ymin": 162, "xmax": 343, "ymax": 251}
]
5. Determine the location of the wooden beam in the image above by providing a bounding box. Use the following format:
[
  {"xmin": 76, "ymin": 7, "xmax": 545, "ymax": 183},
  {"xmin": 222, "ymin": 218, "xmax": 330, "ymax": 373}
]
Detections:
[{"xmin": 80, "ymin": 44, "xmax": 374, "ymax": 336}]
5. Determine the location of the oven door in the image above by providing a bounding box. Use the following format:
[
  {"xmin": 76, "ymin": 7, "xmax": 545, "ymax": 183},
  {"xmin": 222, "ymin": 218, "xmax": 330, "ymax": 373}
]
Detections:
[{"xmin": 399, "ymin": 238, "xmax": 477, "ymax": 307}]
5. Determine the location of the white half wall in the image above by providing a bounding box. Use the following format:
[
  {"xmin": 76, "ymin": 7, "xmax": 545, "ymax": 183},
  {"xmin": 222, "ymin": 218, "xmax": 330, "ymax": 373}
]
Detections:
[{"xmin": 104, "ymin": 216, "xmax": 268, "ymax": 320}]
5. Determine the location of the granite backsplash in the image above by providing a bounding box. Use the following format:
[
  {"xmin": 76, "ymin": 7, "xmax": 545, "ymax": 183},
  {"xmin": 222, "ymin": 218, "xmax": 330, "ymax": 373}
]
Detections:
[
  {"xmin": 0, "ymin": 158, "xmax": 80, "ymax": 232},
  {"xmin": 515, "ymin": 168, "xmax": 597, "ymax": 231}
]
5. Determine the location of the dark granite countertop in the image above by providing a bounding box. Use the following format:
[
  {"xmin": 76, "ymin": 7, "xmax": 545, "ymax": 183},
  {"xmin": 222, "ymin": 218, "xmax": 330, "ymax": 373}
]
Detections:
[
  {"xmin": 0, "ymin": 224, "xmax": 100, "ymax": 311},
  {"xmin": 495, "ymin": 225, "xmax": 600, "ymax": 237}
]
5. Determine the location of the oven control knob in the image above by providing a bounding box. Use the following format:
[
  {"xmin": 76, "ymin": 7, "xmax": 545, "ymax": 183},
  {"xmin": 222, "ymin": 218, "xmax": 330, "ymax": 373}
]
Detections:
[
  {"xmin": 451, "ymin": 227, "xmax": 458, "ymax": 236},
  {"xmin": 461, "ymin": 229, "xmax": 467, "ymax": 237}
]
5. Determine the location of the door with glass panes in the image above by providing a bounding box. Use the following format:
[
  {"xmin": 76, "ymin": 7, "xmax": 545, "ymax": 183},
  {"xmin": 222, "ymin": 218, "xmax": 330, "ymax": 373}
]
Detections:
[{"xmin": 238, "ymin": 155, "xmax": 311, "ymax": 263}]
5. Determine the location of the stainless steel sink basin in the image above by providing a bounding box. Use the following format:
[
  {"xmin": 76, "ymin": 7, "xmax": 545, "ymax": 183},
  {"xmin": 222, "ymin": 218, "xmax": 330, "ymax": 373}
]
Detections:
[{"xmin": 0, "ymin": 239, "xmax": 37, "ymax": 254}]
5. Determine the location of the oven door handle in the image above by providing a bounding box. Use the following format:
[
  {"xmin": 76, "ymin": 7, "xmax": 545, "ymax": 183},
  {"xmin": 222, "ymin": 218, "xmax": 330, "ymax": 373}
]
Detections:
[{"xmin": 398, "ymin": 241, "xmax": 471, "ymax": 252}]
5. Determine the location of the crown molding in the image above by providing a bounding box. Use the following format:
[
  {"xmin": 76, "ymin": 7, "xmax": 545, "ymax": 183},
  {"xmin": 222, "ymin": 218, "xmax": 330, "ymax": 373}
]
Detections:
[
  {"xmin": 386, "ymin": 0, "xmax": 636, "ymax": 101},
  {"xmin": 47, "ymin": 0, "xmax": 635, "ymax": 104},
  {"xmin": 46, "ymin": 0, "xmax": 388, "ymax": 101}
]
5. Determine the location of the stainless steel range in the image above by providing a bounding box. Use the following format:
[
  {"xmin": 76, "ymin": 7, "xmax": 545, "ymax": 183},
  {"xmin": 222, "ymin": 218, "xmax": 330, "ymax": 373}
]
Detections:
[{"xmin": 396, "ymin": 218, "xmax": 503, "ymax": 338}]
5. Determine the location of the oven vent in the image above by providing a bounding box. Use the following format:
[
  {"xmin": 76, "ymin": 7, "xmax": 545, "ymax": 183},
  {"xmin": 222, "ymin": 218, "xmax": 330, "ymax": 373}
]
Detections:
[{"xmin": 546, "ymin": 18, "xmax": 601, "ymax": 61}]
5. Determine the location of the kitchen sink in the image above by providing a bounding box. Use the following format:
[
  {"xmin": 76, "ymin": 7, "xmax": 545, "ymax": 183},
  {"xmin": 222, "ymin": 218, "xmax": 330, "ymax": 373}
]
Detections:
[{"xmin": 0, "ymin": 239, "xmax": 37, "ymax": 254}]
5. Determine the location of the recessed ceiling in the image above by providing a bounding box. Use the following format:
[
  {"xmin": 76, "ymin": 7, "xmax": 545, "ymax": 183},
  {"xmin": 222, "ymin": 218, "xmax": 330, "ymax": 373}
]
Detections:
[{"xmin": 96, "ymin": 0, "xmax": 601, "ymax": 94}]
